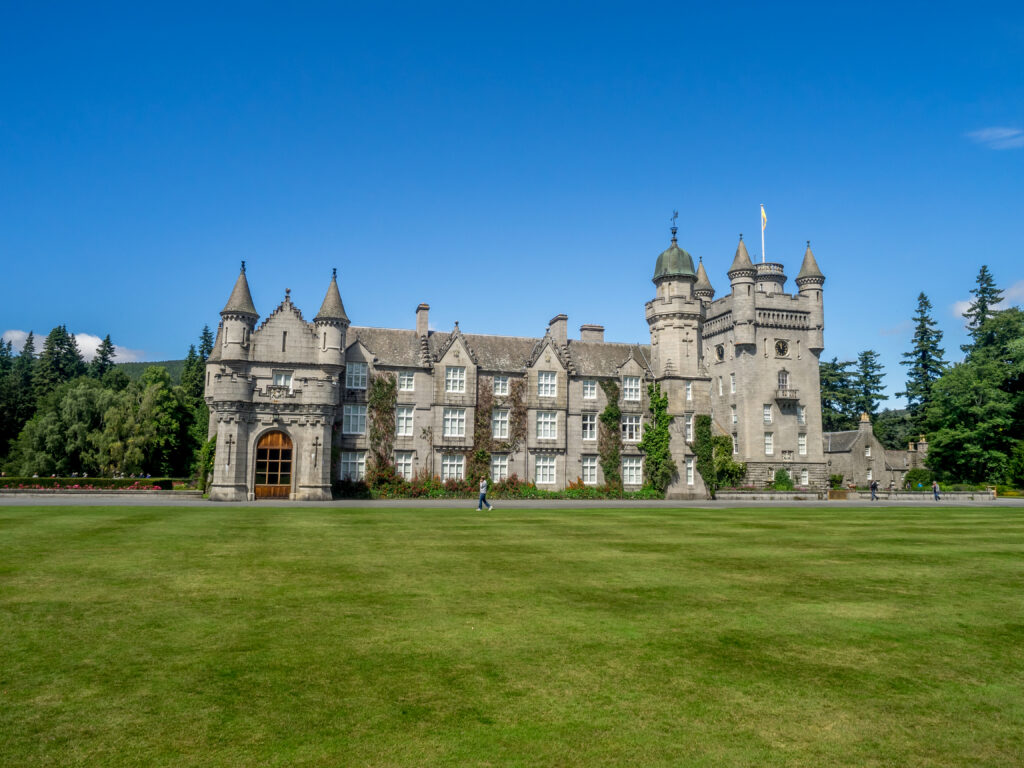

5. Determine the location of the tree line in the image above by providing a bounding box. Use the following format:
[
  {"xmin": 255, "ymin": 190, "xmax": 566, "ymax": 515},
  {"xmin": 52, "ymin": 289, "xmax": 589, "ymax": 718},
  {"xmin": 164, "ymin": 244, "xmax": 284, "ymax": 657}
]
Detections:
[
  {"xmin": 0, "ymin": 327, "xmax": 214, "ymax": 477},
  {"xmin": 820, "ymin": 265, "xmax": 1023, "ymax": 485}
]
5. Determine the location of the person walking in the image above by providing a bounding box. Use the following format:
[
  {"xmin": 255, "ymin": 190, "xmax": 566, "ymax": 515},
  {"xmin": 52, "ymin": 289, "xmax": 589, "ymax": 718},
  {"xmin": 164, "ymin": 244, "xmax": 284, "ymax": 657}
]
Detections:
[
  {"xmin": 932, "ymin": 480, "xmax": 941, "ymax": 501},
  {"xmin": 870, "ymin": 479, "xmax": 878, "ymax": 501},
  {"xmin": 477, "ymin": 477, "xmax": 493, "ymax": 511}
]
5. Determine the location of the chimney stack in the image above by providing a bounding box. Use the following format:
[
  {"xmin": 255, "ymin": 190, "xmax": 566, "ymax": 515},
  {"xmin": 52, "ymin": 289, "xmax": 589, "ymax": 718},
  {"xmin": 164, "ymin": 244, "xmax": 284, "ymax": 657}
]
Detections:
[
  {"xmin": 580, "ymin": 324, "xmax": 604, "ymax": 342},
  {"xmin": 416, "ymin": 303, "xmax": 429, "ymax": 337},
  {"xmin": 548, "ymin": 314, "xmax": 568, "ymax": 345}
]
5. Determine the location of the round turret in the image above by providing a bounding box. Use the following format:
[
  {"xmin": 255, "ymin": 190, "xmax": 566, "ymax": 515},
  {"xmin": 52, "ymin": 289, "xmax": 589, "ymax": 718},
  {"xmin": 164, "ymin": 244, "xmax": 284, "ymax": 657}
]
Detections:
[
  {"xmin": 653, "ymin": 227, "xmax": 696, "ymax": 282},
  {"xmin": 219, "ymin": 261, "xmax": 259, "ymax": 361},
  {"xmin": 314, "ymin": 268, "xmax": 349, "ymax": 367}
]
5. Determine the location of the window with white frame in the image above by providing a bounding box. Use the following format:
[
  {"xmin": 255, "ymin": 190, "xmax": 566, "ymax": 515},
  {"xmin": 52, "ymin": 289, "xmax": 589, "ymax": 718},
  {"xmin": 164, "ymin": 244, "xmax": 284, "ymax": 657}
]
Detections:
[
  {"xmin": 340, "ymin": 451, "xmax": 365, "ymax": 480},
  {"xmin": 778, "ymin": 370, "xmax": 789, "ymax": 389},
  {"xmin": 442, "ymin": 407, "xmax": 466, "ymax": 437},
  {"xmin": 685, "ymin": 457, "xmax": 694, "ymax": 485},
  {"xmin": 800, "ymin": 468, "xmax": 809, "ymax": 485},
  {"xmin": 491, "ymin": 454, "xmax": 509, "ymax": 481},
  {"xmin": 763, "ymin": 404, "xmax": 773, "ymax": 424},
  {"xmin": 622, "ymin": 414, "xmax": 641, "ymax": 442},
  {"xmin": 718, "ymin": 376, "xmax": 723, "ymax": 396},
  {"xmin": 398, "ymin": 371, "xmax": 415, "ymax": 391},
  {"xmin": 582, "ymin": 455, "xmax": 597, "ymax": 485},
  {"xmin": 798, "ymin": 433, "xmax": 807, "ymax": 456},
  {"xmin": 343, "ymin": 404, "xmax": 366, "ymax": 434},
  {"xmin": 493, "ymin": 375, "xmax": 509, "ymax": 396},
  {"xmin": 535, "ymin": 455, "xmax": 556, "ymax": 484},
  {"xmin": 730, "ymin": 373, "xmax": 736, "ymax": 394},
  {"xmin": 441, "ymin": 453, "xmax": 465, "ymax": 481},
  {"xmin": 396, "ymin": 406, "xmax": 414, "ymax": 437},
  {"xmin": 731, "ymin": 404, "xmax": 738, "ymax": 424},
  {"xmin": 866, "ymin": 468, "xmax": 873, "ymax": 481},
  {"xmin": 537, "ymin": 411, "xmax": 557, "ymax": 439},
  {"xmin": 797, "ymin": 405, "xmax": 806, "ymax": 425},
  {"xmin": 685, "ymin": 413, "xmax": 694, "ymax": 441},
  {"xmin": 764, "ymin": 432, "xmax": 774, "ymax": 455},
  {"xmin": 538, "ymin": 371, "xmax": 557, "ymax": 397},
  {"xmin": 623, "ymin": 456, "xmax": 643, "ymax": 485},
  {"xmin": 345, "ymin": 362, "xmax": 368, "ymax": 389},
  {"xmin": 623, "ymin": 376, "xmax": 641, "ymax": 401},
  {"xmin": 492, "ymin": 408, "xmax": 509, "ymax": 439},
  {"xmin": 273, "ymin": 370, "xmax": 293, "ymax": 388},
  {"xmin": 732, "ymin": 433, "xmax": 739, "ymax": 454},
  {"xmin": 865, "ymin": 445, "xmax": 871, "ymax": 457},
  {"xmin": 685, "ymin": 381, "xmax": 692, "ymax": 401},
  {"xmin": 395, "ymin": 451, "xmax": 413, "ymax": 479},
  {"xmin": 445, "ymin": 366, "xmax": 466, "ymax": 393},
  {"xmin": 581, "ymin": 413, "xmax": 597, "ymax": 440},
  {"xmin": 583, "ymin": 379, "xmax": 597, "ymax": 399}
]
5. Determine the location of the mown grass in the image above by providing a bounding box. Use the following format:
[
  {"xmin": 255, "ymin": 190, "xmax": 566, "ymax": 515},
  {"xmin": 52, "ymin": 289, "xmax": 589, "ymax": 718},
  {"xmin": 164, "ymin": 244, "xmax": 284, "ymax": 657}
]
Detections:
[{"xmin": 1, "ymin": 505, "xmax": 1022, "ymax": 766}]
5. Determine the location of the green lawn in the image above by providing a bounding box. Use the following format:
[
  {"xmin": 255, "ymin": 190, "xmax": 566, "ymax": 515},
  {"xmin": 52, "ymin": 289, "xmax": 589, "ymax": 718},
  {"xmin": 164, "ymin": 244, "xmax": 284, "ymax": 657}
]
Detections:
[{"xmin": 2, "ymin": 505, "xmax": 1023, "ymax": 767}]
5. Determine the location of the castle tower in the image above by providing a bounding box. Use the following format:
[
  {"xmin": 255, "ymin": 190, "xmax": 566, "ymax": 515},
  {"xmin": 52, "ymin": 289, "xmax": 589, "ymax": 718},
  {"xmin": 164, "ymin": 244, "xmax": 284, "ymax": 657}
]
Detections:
[
  {"xmin": 795, "ymin": 241, "xmax": 826, "ymax": 352},
  {"xmin": 645, "ymin": 223, "xmax": 702, "ymax": 378},
  {"xmin": 314, "ymin": 268, "xmax": 350, "ymax": 367},
  {"xmin": 219, "ymin": 261, "xmax": 259, "ymax": 361},
  {"xmin": 727, "ymin": 236, "xmax": 756, "ymax": 346},
  {"xmin": 694, "ymin": 257, "xmax": 715, "ymax": 305}
]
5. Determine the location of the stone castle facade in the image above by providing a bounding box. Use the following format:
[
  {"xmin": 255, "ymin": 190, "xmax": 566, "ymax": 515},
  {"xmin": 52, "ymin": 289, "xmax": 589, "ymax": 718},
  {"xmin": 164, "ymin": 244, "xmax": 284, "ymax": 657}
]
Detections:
[{"xmin": 204, "ymin": 227, "xmax": 829, "ymax": 500}]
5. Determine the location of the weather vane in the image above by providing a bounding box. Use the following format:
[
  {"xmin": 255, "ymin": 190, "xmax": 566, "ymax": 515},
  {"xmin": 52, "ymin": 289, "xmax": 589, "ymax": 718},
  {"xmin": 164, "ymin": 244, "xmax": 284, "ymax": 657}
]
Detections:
[{"xmin": 671, "ymin": 210, "xmax": 678, "ymax": 227}]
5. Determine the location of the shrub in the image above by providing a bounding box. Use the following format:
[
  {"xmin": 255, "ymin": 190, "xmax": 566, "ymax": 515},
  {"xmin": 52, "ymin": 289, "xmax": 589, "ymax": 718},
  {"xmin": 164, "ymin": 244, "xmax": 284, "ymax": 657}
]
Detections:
[
  {"xmin": 904, "ymin": 468, "xmax": 932, "ymax": 489},
  {"xmin": 829, "ymin": 473, "xmax": 844, "ymax": 489},
  {"xmin": 770, "ymin": 469, "xmax": 795, "ymax": 491}
]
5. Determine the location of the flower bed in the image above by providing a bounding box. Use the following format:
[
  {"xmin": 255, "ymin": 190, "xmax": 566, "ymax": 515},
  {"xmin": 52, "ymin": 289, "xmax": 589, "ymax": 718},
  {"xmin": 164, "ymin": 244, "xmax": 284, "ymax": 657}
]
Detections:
[
  {"xmin": 333, "ymin": 473, "xmax": 662, "ymax": 500},
  {"xmin": 0, "ymin": 477, "xmax": 176, "ymax": 491}
]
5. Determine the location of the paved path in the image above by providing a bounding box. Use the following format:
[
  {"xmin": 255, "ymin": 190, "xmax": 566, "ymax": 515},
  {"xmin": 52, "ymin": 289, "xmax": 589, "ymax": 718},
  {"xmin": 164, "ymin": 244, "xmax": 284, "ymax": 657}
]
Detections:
[{"xmin": 2, "ymin": 493, "xmax": 1022, "ymax": 509}]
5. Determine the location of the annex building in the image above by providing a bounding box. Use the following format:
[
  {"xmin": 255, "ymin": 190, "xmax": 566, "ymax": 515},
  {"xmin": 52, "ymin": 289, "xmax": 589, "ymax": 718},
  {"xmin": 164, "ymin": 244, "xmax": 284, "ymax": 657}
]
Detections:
[{"xmin": 204, "ymin": 226, "xmax": 829, "ymax": 500}]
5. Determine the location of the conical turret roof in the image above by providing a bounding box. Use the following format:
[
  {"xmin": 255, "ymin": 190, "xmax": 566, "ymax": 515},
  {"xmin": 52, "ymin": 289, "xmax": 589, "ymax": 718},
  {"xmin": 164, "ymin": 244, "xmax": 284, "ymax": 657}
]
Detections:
[
  {"xmin": 652, "ymin": 229, "xmax": 696, "ymax": 281},
  {"xmin": 221, "ymin": 262, "xmax": 258, "ymax": 316},
  {"xmin": 728, "ymin": 236, "xmax": 754, "ymax": 274},
  {"xmin": 796, "ymin": 241, "xmax": 824, "ymax": 281},
  {"xmin": 314, "ymin": 269, "xmax": 349, "ymax": 323},
  {"xmin": 694, "ymin": 258, "xmax": 714, "ymax": 295}
]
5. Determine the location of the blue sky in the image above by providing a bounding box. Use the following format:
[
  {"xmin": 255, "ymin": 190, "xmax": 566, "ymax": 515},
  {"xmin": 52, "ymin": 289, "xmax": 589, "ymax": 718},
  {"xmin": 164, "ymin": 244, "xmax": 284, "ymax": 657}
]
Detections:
[{"xmin": 2, "ymin": 2, "xmax": 1022, "ymax": 405}]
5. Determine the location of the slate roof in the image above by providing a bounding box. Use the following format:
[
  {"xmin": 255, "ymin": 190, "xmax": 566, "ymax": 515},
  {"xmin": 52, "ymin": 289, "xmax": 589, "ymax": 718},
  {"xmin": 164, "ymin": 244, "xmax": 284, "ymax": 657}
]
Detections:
[
  {"xmin": 349, "ymin": 327, "xmax": 427, "ymax": 367},
  {"xmin": 221, "ymin": 265, "xmax": 258, "ymax": 316},
  {"xmin": 566, "ymin": 340, "xmax": 652, "ymax": 376},
  {"xmin": 314, "ymin": 271, "xmax": 349, "ymax": 323},
  {"xmin": 695, "ymin": 258, "xmax": 714, "ymax": 295},
  {"xmin": 822, "ymin": 430, "xmax": 859, "ymax": 453},
  {"xmin": 796, "ymin": 242, "xmax": 824, "ymax": 281},
  {"xmin": 727, "ymin": 236, "xmax": 754, "ymax": 274}
]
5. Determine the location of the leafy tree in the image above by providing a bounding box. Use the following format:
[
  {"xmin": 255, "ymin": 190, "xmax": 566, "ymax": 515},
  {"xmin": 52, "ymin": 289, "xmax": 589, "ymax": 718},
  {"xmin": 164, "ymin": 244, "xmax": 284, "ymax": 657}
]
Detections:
[
  {"xmin": 637, "ymin": 381, "xmax": 674, "ymax": 492},
  {"xmin": 89, "ymin": 334, "xmax": 117, "ymax": 379},
  {"xmin": 898, "ymin": 293, "xmax": 946, "ymax": 428},
  {"xmin": 598, "ymin": 380, "xmax": 622, "ymax": 492},
  {"xmin": 198, "ymin": 324, "xmax": 215, "ymax": 361},
  {"xmin": 771, "ymin": 468, "xmax": 794, "ymax": 491},
  {"xmin": 33, "ymin": 325, "xmax": 86, "ymax": 401},
  {"xmin": 712, "ymin": 436, "xmax": 746, "ymax": 488},
  {"xmin": 962, "ymin": 265, "xmax": 1004, "ymax": 355},
  {"xmin": 0, "ymin": 332, "xmax": 37, "ymax": 456},
  {"xmin": 873, "ymin": 408, "xmax": 917, "ymax": 450},
  {"xmin": 853, "ymin": 349, "xmax": 888, "ymax": 417},
  {"xmin": 819, "ymin": 357, "xmax": 858, "ymax": 431}
]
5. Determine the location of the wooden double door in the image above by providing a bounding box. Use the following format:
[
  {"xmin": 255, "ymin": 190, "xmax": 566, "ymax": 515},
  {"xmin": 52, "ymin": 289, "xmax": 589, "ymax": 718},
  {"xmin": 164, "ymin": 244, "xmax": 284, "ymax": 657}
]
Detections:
[{"xmin": 254, "ymin": 431, "xmax": 292, "ymax": 499}]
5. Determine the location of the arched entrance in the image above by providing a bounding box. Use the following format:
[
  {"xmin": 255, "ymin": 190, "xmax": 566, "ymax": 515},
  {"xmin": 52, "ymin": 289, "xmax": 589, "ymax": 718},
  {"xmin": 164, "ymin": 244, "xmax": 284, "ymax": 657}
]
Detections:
[{"xmin": 254, "ymin": 431, "xmax": 293, "ymax": 499}]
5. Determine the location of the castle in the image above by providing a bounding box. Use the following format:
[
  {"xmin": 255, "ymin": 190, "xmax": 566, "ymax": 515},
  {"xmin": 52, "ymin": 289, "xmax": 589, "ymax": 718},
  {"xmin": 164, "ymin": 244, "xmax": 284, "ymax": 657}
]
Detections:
[{"xmin": 204, "ymin": 226, "xmax": 828, "ymax": 500}]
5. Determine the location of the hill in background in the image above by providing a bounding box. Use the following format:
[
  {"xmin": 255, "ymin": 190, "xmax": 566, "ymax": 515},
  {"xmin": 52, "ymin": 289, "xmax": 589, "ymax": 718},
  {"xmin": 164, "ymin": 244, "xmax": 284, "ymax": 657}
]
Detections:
[{"xmin": 116, "ymin": 360, "xmax": 186, "ymax": 384}]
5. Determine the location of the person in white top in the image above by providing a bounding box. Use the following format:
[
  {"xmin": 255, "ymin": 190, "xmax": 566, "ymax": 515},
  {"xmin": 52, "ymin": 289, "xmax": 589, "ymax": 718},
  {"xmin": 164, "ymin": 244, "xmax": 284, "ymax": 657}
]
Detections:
[{"xmin": 477, "ymin": 477, "xmax": 493, "ymax": 511}]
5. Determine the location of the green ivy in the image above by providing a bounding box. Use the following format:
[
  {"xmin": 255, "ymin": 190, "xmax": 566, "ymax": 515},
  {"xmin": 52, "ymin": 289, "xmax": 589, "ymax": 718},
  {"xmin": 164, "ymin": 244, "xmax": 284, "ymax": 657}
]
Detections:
[
  {"xmin": 366, "ymin": 372, "xmax": 397, "ymax": 486},
  {"xmin": 598, "ymin": 380, "xmax": 622, "ymax": 493},
  {"xmin": 637, "ymin": 381, "xmax": 675, "ymax": 492},
  {"xmin": 196, "ymin": 436, "xmax": 216, "ymax": 492},
  {"xmin": 692, "ymin": 413, "xmax": 715, "ymax": 497}
]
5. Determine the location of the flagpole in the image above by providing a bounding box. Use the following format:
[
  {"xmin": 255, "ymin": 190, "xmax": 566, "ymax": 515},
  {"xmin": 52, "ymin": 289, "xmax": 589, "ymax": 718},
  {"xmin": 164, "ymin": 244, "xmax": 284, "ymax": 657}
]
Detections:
[{"xmin": 760, "ymin": 203, "xmax": 766, "ymax": 263}]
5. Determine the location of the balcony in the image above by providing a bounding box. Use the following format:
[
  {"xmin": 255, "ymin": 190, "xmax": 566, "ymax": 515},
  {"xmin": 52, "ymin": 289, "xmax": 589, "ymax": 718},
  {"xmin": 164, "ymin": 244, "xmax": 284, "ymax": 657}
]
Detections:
[{"xmin": 775, "ymin": 387, "xmax": 799, "ymax": 403}]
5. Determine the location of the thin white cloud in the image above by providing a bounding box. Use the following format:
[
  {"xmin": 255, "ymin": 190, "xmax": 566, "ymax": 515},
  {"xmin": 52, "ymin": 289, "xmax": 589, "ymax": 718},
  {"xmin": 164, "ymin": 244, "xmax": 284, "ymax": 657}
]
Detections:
[
  {"xmin": 951, "ymin": 279, "xmax": 1024, "ymax": 324},
  {"xmin": 967, "ymin": 127, "xmax": 1024, "ymax": 150},
  {"xmin": 1, "ymin": 329, "xmax": 145, "ymax": 362},
  {"xmin": 880, "ymin": 320, "xmax": 912, "ymax": 337}
]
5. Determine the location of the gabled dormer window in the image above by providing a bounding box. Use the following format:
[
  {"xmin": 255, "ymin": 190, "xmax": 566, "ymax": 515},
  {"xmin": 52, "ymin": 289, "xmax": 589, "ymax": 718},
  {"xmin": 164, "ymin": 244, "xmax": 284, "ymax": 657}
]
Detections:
[{"xmin": 346, "ymin": 362, "xmax": 368, "ymax": 389}]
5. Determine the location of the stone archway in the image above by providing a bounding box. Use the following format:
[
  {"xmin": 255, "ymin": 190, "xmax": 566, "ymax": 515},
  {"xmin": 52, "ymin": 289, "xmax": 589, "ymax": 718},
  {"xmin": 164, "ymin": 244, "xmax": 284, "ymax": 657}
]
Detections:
[{"xmin": 254, "ymin": 431, "xmax": 293, "ymax": 499}]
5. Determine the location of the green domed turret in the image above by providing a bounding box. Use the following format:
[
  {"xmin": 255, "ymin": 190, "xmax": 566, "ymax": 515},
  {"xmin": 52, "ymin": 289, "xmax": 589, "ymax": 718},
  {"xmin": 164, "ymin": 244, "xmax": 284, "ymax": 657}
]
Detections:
[{"xmin": 652, "ymin": 227, "xmax": 696, "ymax": 282}]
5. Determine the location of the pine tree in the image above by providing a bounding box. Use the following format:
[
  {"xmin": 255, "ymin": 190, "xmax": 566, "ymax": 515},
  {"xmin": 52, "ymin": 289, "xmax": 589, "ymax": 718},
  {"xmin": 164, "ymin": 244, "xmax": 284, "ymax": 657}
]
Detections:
[
  {"xmin": 198, "ymin": 325, "xmax": 214, "ymax": 362},
  {"xmin": 89, "ymin": 334, "xmax": 117, "ymax": 379},
  {"xmin": 33, "ymin": 325, "xmax": 86, "ymax": 401},
  {"xmin": 898, "ymin": 293, "xmax": 946, "ymax": 426},
  {"xmin": 0, "ymin": 332, "xmax": 38, "ymax": 455},
  {"xmin": 180, "ymin": 345, "xmax": 203, "ymax": 403},
  {"xmin": 819, "ymin": 357, "xmax": 858, "ymax": 431},
  {"xmin": 853, "ymin": 349, "xmax": 888, "ymax": 417},
  {"xmin": 962, "ymin": 265, "xmax": 1004, "ymax": 354}
]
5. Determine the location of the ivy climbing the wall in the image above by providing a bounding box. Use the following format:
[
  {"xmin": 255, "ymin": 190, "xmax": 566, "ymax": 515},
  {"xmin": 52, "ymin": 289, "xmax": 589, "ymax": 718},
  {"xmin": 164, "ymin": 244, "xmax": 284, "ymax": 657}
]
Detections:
[
  {"xmin": 366, "ymin": 372, "xmax": 397, "ymax": 486},
  {"xmin": 637, "ymin": 381, "xmax": 674, "ymax": 493},
  {"xmin": 692, "ymin": 413, "xmax": 746, "ymax": 498},
  {"xmin": 598, "ymin": 379, "xmax": 622, "ymax": 493}
]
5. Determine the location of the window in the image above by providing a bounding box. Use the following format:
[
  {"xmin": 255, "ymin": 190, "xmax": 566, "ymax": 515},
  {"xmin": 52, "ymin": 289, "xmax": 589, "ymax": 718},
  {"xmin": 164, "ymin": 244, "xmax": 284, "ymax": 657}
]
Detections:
[
  {"xmin": 538, "ymin": 371, "xmax": 557, "ymax": 397},
  {"xmin": 441, "ymin": 454, "xmax": 465, "ymax": 481},
  {"xmin": 623, "ymin": 456, "xmax": 643, "ymax": 485},
  {"xmin": 343, "ymin": 404, "xmax": 366, "ymax": 434},
  {"xmin": 718, "ymin": 376, "xmax": 723, "ymax": 396},
  {"xmin": 623, "ymin": 376, "xmax": 641, "ymax": 401},
  {"xmin": 866, "ymin": 468, "xmax": 873, "ymax": 482},
  {"xmin": 800, "ymin": 468, "xmax": 809, "ymax": 486},
  {"xmin": 685, "ymin": 457, "xmax": 695, "ymax": 485},
  {"xmin": 732, "ymin": 433, "xmax": 738, "ymax": 454},
  {"xmin": 395, "ymin": 451, "xmax": 413, "ymax": 479},
  {"xmin": 493, "ymin": 375, "xmax": 509, "ymax": 396},
  {"xmin": 797, "ymin": 405, "xmax": 806, "ymax": 425},
  {"xmin": 396, "ymin": 406, "xmax": 414, "ymax": 437},
  {"xmin": 537, "ymin": 411, "xmax": 557, "ymax": 439},
  {"xmin": 492, "ymin": 408, "xmax": 509, "ymax": 439},
  {"xmin": 272, "ymin": 370, "xmax": 292, "ymax": 388},
  {"xmin": 445, "ymin": 366, "xmax": 466, "ymax": 393},
  {"xmin": 685, "ymin": 381, "xmax": 692, "ymax": 401},
  {"xmin": 778, "ymin": 370, "xmax": 789, "ymax": 389},
  {"xmin": 491, "ymin": 454, "xmax": 509, "ymax": 481},
  {"xmin": 583, "ymin": 379, "xmax": 597, "ymax": 399},
  {"xmin": 764, "ymin": 432, "xmax": 774, "ymax": 455},
  {"xmin": 442, "ymin": 408, "xmax": 466, "ymax": 438},
  {"xmin": 622, "ymin": 415, "xmax": 641, "ymax": 442},
  {"xmin": 582, "ymin": 455, "xmax": 597, "ymax": 485},
  {"xmin": 763, "ymin": 404, "xmax": 773, "ymax": 424},
  {"xmin": 685, "ymin": 413, "xmax": 694, "ymax": 441},
  {"xmin": 398, "ymin": 371, "xmax": 415, "ymax": 391},
  {"xmin": 731, "ymin": 405, "xmax": 737, "ymax": 425},
  {"xmin": 581, "ymin": 413, "xmax": 597, "ymax": 440},
  {"xmin": 798, "ymin": 433, "xmax": 807, "ymax": 456},
  {"xmin": 730, "ymin": 373, "xmax": 736, "ymax": 394},
  {"xmin": 346, "ymin": 362, "xmax": 368, "ymax": 389},
  {"xmin": 865, "ymin": 445, "xmax": 871, "ymax": 458},
  {"xmin": 535, "ymin": 455, "xmax": 556, "ymax": 484},
  {"xmin": 340, "ymin": 451, "xmax": 365, "ymax": 480}
]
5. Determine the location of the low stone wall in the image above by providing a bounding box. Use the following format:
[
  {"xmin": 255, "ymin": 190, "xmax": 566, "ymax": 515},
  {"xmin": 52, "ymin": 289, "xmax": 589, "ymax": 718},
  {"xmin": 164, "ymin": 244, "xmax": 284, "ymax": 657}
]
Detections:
[
  {"xmin": 829, "ymin": 489, "xmax": 996, "ymax": 501},
  {"xmin": 715, "ymin": 491, "xmax": 827, "ymax": 501}
]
